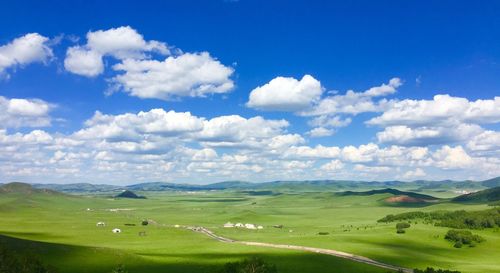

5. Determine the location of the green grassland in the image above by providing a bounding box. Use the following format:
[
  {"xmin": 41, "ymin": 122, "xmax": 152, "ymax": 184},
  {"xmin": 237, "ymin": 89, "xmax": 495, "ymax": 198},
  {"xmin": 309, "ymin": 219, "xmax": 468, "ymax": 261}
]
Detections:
[{"xmin": 0, "ymin": 187, "xmax": 499, "ymax": 273}]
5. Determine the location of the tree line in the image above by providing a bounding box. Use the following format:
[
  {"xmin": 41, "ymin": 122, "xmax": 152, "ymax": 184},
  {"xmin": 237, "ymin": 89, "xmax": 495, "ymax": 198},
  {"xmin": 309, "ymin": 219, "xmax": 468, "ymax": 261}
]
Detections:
[{"xmin": 378, "ymin": 207, "xmax": 500, "ymax": 229}]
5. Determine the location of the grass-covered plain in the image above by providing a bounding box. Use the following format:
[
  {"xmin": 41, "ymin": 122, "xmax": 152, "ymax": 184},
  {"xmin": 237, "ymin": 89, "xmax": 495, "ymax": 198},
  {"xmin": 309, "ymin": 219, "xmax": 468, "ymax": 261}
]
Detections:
[{"xmin": 0, "ymin": 188, "xmax": 499, "ymax": 273}]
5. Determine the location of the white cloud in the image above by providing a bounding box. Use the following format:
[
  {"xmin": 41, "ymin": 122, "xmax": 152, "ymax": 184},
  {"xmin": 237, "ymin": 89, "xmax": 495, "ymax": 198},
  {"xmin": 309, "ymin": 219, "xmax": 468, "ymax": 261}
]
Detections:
[
  {"xmin": 402, "ymin": 168, "xmax": 426, "ymax": 179},
  {"xmin": 111, "ymin": 52, "xmax": 234, "ymax": 99},
  {"xmin": 376, "ymin": 124, "xmax": 483, "ymax": 146},
  {"xmin": 284, "ymin": 145, "xmax": 341, "ymax": 159},
  {"xmin": 466, "ymin": 130, "xmax": 500, "ymax": 153},
  {"xmin": 367, "ymin": 95, "xmax": 500, "ymax": 127},
  {"xmin": 320, "ymin": 159, "xmax": 344, "ymax": 171},
  {"xmin": 0, "ymin": 33, "xmax": 53, "ymax": 77},
  {"xmin": 341, "ymin": 143, "xmax": 379, "ymax": 163},
  {"xmin": 64, "ymin": 46, "xmax": 104, "ymax": 77},
  {"xmin": 301, "ymin": 77, "xmax": 402, "ymax": 116},
  {"xmin": 353, "ymin": 164, "xmax": 391, "ymax": 173},
  {"xmin": 74, "ymin": 109, "xmax": 204, "ymax": 141},
  {"xmin": 368, "ymin": 94, "xmax": 500, "ymax": 148},
  {"xmin": 64, "ymin": 26, "xmax": 168, "ymax": 77},
  {"xmin": 192, "ymin": 148, "xmax": 218, "ymax": 161},
  {"xmin": 308, "ymin": 115, "xmax": 352, "ymax": 128},
  {"xmin": 197, "ymin": 115, "xmax": 289, "ymax": 147},
  {"xmin": 0, "ymin": 96, "xmax": 53, "ymax": 128},
  {"xmin": 64, "ymin": 26, "xmax": 234, "ymax": 100},
  {"xmin": 246, "ymin": 75, "xmax": 323, "ymax": 111},
  {"xmin": 307, "ymin": 127, "xmax": 334, "ymax": 137},
  {"xmin": 432, "ymin": 145, "xmax": 473, "ymax": 169},
  {"xmin": 86, "ymin": 26, "xmax": 169, "ymax": 58},
  {"xmin": 268, "ymin": 134, "xmax": 305, "ymax": 150}
]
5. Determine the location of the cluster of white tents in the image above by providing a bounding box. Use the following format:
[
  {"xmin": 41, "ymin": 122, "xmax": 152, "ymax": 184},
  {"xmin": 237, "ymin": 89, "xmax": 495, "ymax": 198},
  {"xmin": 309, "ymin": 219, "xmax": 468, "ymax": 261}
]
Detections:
[
  {"xmin": 223, "ymin": 222, "xmax": 263, "ymax": 230},
  {"xmin": 96, "ymin": 222, "xmax": 121, "ymax": 233}
]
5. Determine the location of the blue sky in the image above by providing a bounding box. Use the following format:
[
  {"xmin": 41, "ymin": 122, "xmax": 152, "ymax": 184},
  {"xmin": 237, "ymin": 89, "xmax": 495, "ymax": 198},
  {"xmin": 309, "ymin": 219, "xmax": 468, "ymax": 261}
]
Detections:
[{"xmin": 0, "ymin": 1, "xmax": 499, "ymax": 184}]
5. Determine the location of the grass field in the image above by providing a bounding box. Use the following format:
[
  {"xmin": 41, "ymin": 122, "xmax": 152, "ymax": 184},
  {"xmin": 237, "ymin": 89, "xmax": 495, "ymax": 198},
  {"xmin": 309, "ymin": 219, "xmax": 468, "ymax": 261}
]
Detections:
[{"xmin": 0, "ymin": 189, "xmax": 499, "ymax": 273}]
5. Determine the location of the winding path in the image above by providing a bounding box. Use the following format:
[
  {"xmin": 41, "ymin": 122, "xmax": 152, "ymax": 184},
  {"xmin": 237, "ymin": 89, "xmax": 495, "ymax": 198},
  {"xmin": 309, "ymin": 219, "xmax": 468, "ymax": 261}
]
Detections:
[{"xmin": 188, "ymin": 226, "xmax": 413, "ymax": 273}]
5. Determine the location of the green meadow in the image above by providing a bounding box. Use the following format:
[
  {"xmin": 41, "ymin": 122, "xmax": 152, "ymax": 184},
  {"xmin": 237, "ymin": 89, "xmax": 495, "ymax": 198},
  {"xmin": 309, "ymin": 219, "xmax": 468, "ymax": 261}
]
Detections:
[{"xmin": 0, "ymin": 188, "xmax": 499, "ymax": 273}]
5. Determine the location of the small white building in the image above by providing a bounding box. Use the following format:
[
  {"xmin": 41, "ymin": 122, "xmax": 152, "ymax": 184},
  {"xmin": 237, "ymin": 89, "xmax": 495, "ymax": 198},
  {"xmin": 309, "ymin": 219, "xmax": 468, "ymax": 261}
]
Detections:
[
  {"xmin": 257, "ymin": 225, "xmax": 264, "ymax": 230},
  {"xmin": 223, "ymin": 222, "xmax": 235, "ymax": 228},
  {"xmin": 96, "ymin": 222, "xmax": 105, "ymax": 227},
  {"xmin": 245, "ymin": 223, "xmax": 256, "ymax": 229},
  {"xmin": 112, "ymin": 228, "xmax": 121, "ymax": 233},
  {"xmin": 235, "ymin": 223, "xmax": 244, "ymax": 228}
]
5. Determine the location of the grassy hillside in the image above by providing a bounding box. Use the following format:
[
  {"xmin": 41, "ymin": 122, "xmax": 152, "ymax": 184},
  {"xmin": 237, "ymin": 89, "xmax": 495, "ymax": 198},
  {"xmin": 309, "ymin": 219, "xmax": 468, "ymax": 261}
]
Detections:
[
  {"xmin": 115, "ymin": 190, "xmax": 146, "ymax": 199},
  {"xmin": 452, "ymin": 187, "xmax": 500, "ymax": 203},
  {"xmin": 337, "ymin": 188, "xmax": 438, "ymax": 199},
  {"xmin": 0, "ymin": 187, "xmax": 498, "ymax": 273},
  {"xmin": 481, "ymin": 177, "xmax": 500, "ymax": 188}
]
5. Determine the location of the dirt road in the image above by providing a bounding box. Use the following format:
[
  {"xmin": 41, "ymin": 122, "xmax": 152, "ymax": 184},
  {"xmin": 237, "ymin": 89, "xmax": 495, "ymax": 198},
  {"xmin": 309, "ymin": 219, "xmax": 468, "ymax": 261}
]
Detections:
[{"xmin": 188, "ymin": 226, "xmax": 413, "ymax": 273}]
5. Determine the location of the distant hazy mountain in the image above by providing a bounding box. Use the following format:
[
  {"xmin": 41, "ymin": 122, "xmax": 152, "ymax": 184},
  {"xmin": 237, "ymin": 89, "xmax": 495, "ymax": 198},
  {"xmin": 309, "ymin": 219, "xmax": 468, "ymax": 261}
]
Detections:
[
  {"xmin": 482, "ymin": 177, "xmax": 500, "ymax": 188},
  {"xmin": 31, "ymin": 183, "xmax": 123, "ymax": 193},
  {"xmin": 21, "ymin": 176, "xmax": 500, "ymax": 194}
]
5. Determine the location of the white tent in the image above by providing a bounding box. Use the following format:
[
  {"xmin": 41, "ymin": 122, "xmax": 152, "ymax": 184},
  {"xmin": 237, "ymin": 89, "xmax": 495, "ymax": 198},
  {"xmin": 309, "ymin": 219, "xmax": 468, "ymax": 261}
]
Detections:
[
  {"xmin": 112, "ymin": 228, "xmax": 121, "ymax": 233},
  {"xmin": 245, "ymin": 223, "xmax": 256, "ymax": 229},
  {"xmin": 257, "ymin": 225, "xmax": 264, "ymax": 229},
  {"xmin": 235, "ymin": 223, "xmax": 244, "ymax": 228},
  {"xmin": 224, "ymin": 222, "xmax": 235, "ymax": 228},
  {"xmin": 96, "ymin": 222, "xmax": 105, "ymax": 227}
]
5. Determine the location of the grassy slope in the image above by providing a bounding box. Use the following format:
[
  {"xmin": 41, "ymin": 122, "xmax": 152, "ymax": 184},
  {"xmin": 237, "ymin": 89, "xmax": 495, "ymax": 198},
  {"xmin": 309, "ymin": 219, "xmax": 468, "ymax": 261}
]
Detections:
[
  {"xmin": 452, "ymin": 186, "xmax": 500, "ymax": 203},
  {"xmin": 0, "ymin": 190, "xmax": 499, "ymax": 273},
  {"xmin": 0, "ymin": 192, "xmax": 390, "ymax": 273}
]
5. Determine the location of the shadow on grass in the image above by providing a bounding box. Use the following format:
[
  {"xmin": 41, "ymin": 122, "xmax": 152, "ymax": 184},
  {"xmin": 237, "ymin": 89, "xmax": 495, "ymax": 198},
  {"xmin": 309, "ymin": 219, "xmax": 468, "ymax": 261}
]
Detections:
[
  {"xmin": 177, "ymin": 198, "xmax": 250, "ymax": 203},
  {"xmin": 0, "ymin": 234, "xmax": 395, "ymax": 273}
]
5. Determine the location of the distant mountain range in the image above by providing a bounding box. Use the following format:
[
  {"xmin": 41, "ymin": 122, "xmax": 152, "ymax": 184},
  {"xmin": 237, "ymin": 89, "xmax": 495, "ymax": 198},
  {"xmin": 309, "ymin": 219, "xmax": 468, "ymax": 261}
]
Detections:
[
  {"xmin": 23, "ymin": 176, "xmax": 499, "ymax": 194},
  {"xmin": 2, "ymin": 182, "xmax": 498, "ymax": 205}
]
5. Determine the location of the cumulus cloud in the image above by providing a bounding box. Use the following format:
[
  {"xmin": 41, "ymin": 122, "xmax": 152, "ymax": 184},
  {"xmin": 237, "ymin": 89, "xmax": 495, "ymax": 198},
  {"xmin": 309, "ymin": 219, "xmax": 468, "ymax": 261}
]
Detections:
[
  {"xmin": 300, "ymin": 77, "xmax": 402, "ymax": 116},
  {"xmin": 307, "ymin": 127, "xmax": 335, "ymax": 137},
  {"xmin": 0, "ymin": 33, "xmax": 53, "ymax": 77},
  {"xmin": 402, "ymin": 168, "xmax": 426, "ymax": 179},
  {"xmin": 64, "ymin": 47, "xmax": 104, "ymax": 77},
  {"xmin": 376, "ymin": 124, "xmax": 483, "ymax": 146},
  {"xmin": 368, "ymin": 95, "xmax": 500, "ymax": 147},
  {"xmin": 247, "ymin": 76, "xmax": 400, "ymax": 137},
  {"xmin": 64, "ymin": 26, "xmax": 234, "ymax": 100},
  {"xmin": 432, "ymin": 145, "xmax": 473, "ymax": 169},
  {"xmin": 0, "ymin": 96, "xmax": 53, "ymax": 128},
  {"xmin": 308, "ymin": 115, "xmax": 352, "ymax": 128},
  {"xmin": 353, "ymin": 164, "xmax": 391, "ymax": 173},
  {"xmin": 197, "ymin": 115, "xmax": 289, "ymax": 147},
  {"xmin": 74, "ymin": 109, "xmax": 204, "ymax": 142},
  {"xmin": 111, "ymin": 52, "xmax": 234, "ymax": 99},
  {"xmin": 466, "ymin": 130, "xmax": 500, "ymax": 154},
  {"xmin": 0, "ymin": 117, "xmax": 498, "ymax": 183},
  {"xmin": 246, "ymin": 75, "xmax": 323, "ymax": 111},
  {"xmin": 367, "ymin": 95, "xmax": 500, "ymax": 127},
  {"xmin": 64, "ymin": 26, "xmax": 169, "ymax": 77},
  {"xmin": 320, "ymin": 159, "xmax": 344, "ymax": 171}
]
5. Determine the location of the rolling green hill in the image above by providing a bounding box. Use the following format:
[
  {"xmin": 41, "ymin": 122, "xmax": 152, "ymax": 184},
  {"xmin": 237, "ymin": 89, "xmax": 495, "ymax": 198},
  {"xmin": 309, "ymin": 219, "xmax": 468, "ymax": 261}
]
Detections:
[
  {"xmin": 452, "ymin": 187, "xmax": 500, "ymax": 203},
  {"xmin": 337, "ymin": 188, "xmax": 438, "ymax": 199},
  {"xmin": 0, "ymin": 182, "xmax": 62, "ymax": 195},
  {"xmin": 481, "ymin": 177, "xmax": 500, "ymax": 188},
  {"xmin": 115, "ymin": 190, "xmax": 146, "ymax": 199}
]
